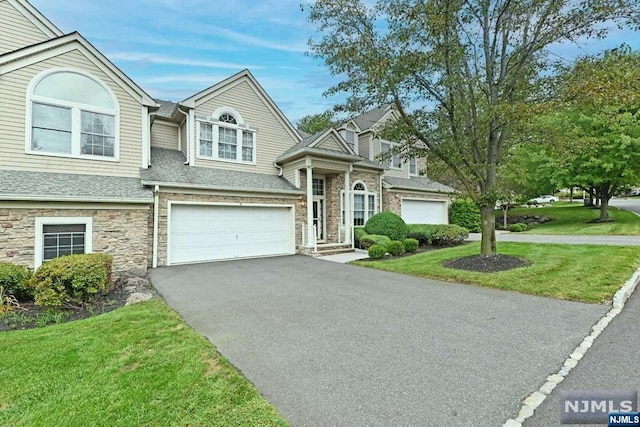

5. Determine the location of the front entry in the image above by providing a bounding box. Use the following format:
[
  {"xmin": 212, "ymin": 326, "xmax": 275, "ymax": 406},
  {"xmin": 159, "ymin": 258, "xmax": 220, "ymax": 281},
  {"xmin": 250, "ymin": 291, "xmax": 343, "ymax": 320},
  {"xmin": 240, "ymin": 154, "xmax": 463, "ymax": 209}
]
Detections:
[{"xmin": 312, "ymin": 178, "xmax": 326, "ymax": 242}]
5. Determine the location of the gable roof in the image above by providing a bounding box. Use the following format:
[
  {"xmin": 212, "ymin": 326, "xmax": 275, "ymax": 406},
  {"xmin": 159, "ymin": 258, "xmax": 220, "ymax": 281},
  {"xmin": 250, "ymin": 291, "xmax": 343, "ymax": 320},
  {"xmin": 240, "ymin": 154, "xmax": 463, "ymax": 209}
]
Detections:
[
  {"xmin": 0, "ymin": 32, "xmax": 157, "ymax": 107},
  {"xmin": 352, "ymin": 103, "xmax": 395, "ymax": 132},
  {"xmin": 181, "ymin": 69, "xmax": 301, "ymax": 143},
  {"xmin": 155, "ymin": 99, "xmax": 178, "ymax": 119},
  {"xmin": 7, "ymin": 0, "xmax": 63, "ymax": 39},
  {"xmin": 141, "ymin": 148, "xmax": 303, "ymax": 195}
]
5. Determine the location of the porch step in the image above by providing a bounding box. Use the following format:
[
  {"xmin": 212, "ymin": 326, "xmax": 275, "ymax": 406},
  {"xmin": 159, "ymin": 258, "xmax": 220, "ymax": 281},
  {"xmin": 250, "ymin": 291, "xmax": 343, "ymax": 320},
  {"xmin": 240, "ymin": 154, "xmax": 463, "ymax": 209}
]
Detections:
[{"xmin": 312, "ymin": 246, "xmax": 355, "ymax": 257}]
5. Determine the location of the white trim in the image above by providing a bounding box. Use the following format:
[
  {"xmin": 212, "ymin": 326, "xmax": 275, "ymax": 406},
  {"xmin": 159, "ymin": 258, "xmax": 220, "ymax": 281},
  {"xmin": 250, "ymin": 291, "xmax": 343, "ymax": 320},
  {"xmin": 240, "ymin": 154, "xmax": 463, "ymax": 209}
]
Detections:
[
  {"xmin": 195, "ymin": 117, "xmax": 257, "ymax": 165},
  {"xmin": 142, "ymin": 106, "xmax": 149, "ymax": 168},
  {"xmin": 380, "ymin": 139, "xmax": 403, "ymax": 170},
  {"xmin": 34, "ymin": 216, "xmax": 93, "ymax": 269},
  {"xmin": 152, "ymin": 185, "xmax": 159, "ymax": 268},
  {"xmin": 25, "ymin": 68, "xmax": 121, "ymax": 162},
  {"xmin": 0, "ymin": 34, "xmax": 157, "ymax": 106},
  {"xmin": 409, "ymin": 157, "xmax": 418, "ymax": 177},
  {"xmin": 8, "ymin": 0, "xmax": 63, "ymax": 38},
  {"xmin": 143, "ymin": 181, "xmax": 303, "ymax": 195},
  {"xmin": 188, "ymin": 109, "xmax": 195, "ymax": 166},
  {"xmin": 166, "ymin": 201, "xmax": 295, "ymax": 266}
]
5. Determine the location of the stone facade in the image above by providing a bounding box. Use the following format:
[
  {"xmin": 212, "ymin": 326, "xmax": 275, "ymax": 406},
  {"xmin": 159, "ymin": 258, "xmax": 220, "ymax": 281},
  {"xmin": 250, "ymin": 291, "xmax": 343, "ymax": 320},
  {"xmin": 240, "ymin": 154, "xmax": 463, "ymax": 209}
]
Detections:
[
  {"xmin": 382, "ymin": 189, "xmax": 450, "ymax": 217},
  {"xmin": 0, "ymin": 205, "xmax": 150, "ymax": 273},
  {"xmin": 154, "ymin": 192, "xmax": 305, "ymax": 266}
]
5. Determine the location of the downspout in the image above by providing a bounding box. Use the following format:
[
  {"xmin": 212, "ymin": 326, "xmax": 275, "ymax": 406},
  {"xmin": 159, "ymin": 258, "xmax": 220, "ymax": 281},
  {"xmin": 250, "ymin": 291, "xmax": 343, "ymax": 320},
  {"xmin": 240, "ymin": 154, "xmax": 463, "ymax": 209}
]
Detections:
[
  {"xmin": 274, "ymin": 162, "xmax": 283, "ymax": 177},
  {"xmin": 148, "ymin": 111, "xmax": 158, "ymax": 168},
  {"xmin": 176, "ymin": 107, "xmax": 190, "ymax": 165},
  {"xmin": 152, "ymin": 185, "xmax": 159, "ymax": 268}
]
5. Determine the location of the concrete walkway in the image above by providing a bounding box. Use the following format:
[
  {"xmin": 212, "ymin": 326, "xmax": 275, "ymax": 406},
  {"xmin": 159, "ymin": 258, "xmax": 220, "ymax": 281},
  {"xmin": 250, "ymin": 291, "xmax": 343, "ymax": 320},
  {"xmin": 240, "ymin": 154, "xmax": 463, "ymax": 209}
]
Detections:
[
  {"xmin": 315, "ymin": 249, "xmax": 369, "ymax": 263},
  {"xmin": 467, "ymin": 232, "xmax": 640, "ymax": 246},
  {"xmin": 150, "ymin": 256, "xmax": 608, "ymax": 426}
]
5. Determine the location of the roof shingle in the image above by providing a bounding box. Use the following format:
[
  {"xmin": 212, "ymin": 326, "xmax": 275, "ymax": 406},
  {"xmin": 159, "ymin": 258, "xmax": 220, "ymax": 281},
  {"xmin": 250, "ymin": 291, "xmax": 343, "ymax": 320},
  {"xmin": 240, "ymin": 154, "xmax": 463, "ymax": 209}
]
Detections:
[{"xmin": 383, "ymin": 176, "xmax": 456, "ymax": 193}]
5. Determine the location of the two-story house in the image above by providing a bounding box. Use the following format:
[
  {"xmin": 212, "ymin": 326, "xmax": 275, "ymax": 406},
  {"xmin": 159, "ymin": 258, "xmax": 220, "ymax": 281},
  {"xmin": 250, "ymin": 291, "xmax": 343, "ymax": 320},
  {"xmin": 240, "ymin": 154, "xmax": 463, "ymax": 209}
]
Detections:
[{"xmin": 0, "ymin": 0, "xmax": 454, "ymax": 276}]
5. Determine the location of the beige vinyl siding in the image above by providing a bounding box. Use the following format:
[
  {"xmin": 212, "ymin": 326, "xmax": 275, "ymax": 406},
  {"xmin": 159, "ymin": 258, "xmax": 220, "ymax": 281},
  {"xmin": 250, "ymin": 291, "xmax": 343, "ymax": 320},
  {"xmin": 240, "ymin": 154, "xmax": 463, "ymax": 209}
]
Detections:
[
  {"xmin": 0, "ymin": 49, "xmax": 143, "ymax": 177},
  {"xmin": 150, "ymin": 120, "xmax": 178, "ymax": 150},
  {"xmin": 179, "ymin": 121, "xmax": 187, "ymax": 158},
  {"xmin": 0, "ymin": 1, "xmax": 51, "ymax": 55},
  {"xmin": 375, "ymin": 137, "xmax": 407, "ymax": 179},
  {"xmin": 358, "ymin": 133, "xmax": 370, "ymax": 159},
  {"xmin": 282, "ymin": 165, "xmax": 297, "ymax": 187},
  {"xmin": 193, "ymin": 80, "xmax": 298, "ymax": 175},
  {"xmin": 315, "ymin": 133, "xmax": 344, "ymax": 152},
  {"xmin": 417, "ymin": 156, "xmax": 427, "ymax": 176}
]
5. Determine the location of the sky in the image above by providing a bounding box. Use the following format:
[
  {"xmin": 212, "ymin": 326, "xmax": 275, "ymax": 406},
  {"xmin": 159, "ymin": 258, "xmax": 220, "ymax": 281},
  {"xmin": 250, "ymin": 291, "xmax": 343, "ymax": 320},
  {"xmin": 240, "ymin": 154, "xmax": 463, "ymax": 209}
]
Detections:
[{"xmin": 30, "ymin": 1, "xmax": 640, "ymax": 125}]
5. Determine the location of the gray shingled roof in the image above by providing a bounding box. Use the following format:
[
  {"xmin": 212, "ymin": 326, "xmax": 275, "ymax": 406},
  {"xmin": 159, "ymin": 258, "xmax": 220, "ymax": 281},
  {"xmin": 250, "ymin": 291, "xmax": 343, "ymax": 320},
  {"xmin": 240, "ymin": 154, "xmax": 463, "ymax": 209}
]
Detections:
[
  {"xmin": 352, "ymin": 103, "xmax": 393, "ymax": 131},
  {"xmin": 155, "ymin": 99, "xmax": 177, "ymax": 119},
  {"xmin": 0, "ymin": 170, "xmax": 153, "ymax": 202},
  {"xmin": 142, "ymin": 148, "xmax": 303, "ymax": 194},
  {"xmin": 383, "ymin": 176, "xmax": 456, "ymax": 193}
]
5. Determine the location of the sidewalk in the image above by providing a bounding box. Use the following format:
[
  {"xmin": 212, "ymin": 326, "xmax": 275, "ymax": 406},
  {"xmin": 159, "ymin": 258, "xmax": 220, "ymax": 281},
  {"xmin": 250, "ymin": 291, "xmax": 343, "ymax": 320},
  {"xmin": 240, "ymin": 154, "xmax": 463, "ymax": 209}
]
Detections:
[{"xmin": 467, "ymin": 232, "xmax": 640, "ymax": 246}]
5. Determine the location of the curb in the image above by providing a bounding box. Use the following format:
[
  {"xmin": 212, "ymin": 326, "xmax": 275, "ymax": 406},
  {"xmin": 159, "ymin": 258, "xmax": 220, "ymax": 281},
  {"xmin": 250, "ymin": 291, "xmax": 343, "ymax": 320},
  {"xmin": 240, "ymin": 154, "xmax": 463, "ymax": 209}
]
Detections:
[{"xmin": 503, "ymin": 266, "xmax": 640, "ymax": 427}]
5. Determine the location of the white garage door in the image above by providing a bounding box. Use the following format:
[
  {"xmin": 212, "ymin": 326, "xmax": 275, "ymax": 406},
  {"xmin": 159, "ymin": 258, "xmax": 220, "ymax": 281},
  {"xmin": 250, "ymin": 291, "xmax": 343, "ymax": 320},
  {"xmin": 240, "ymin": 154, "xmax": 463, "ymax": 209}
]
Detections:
[
  {"xmin": 401, "ymin": 199, "xmax": 448, "ymax": 224},
  {"xmin": 169, "ymin": 204, "xmax": 294, "ymax": 264}
]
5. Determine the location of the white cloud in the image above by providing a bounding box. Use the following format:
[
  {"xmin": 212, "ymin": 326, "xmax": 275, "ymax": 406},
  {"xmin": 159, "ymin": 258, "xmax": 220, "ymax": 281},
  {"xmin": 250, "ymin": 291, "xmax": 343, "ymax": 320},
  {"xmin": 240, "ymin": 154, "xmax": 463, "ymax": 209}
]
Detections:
[{"xmin": 107, "ymin": 52, "xmax": 262, "ymax": 70}]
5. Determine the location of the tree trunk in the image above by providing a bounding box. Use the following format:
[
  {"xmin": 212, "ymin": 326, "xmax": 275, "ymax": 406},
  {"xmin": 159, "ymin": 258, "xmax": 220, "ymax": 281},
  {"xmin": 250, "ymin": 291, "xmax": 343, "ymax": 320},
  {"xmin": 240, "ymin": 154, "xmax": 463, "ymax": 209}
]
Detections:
[
  {"xmin": 599, "ymin": 196, "xmax": 610, "ymax": 220},
  {"xmin": 480, "ymin": 205, "xmax": 497, "ymax": 256},
  {"xmin": 569, "ymin": 188, "xmax": 573, "ymax": 202}
]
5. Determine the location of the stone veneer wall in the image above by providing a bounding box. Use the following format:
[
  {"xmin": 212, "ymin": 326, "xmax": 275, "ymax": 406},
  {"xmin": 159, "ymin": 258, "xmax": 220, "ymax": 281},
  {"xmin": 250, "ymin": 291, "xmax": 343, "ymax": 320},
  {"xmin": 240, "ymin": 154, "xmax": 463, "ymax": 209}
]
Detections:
[
  {"xmin": 155, "ymin": 192, "xmax": 305, "ymax": 266},
  {"xmin": 0, "ymin": 206, "xmax": 150, "ymax": 273},
  {"xmin": 382, "ymin": 190, "xmax": 451, "ymax": 218}
]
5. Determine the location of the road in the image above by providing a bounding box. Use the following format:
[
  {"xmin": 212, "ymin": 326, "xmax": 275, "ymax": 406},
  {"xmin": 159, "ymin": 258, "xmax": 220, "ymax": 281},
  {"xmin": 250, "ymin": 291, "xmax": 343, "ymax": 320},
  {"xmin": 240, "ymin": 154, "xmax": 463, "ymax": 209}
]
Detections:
[{"xmin": 610, "ymin": 197, "xmax": 640, "ymax": 216}]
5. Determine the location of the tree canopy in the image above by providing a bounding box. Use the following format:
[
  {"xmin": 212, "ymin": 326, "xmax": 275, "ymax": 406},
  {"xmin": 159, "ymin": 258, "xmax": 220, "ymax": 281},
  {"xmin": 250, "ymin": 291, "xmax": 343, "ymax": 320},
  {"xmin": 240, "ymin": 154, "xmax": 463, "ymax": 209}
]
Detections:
[
  {"xmin": 296, "ymin": 110, "xmax": 338, "ymax": 134},
  {"xmin": 306, "ymin": 0, "xmax": 640, "ymax": 255}
]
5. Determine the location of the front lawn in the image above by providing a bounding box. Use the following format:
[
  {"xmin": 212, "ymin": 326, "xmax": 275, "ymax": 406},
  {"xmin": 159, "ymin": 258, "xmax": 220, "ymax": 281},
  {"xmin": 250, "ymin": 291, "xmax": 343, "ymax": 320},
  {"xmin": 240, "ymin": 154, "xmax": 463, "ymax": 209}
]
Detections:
[
  {"xmin": 352, "ymin": 242, "xmax": 640, "ymax": 303},
  {"xmin": 0, "ymin": 299, "xmax": 287, "ymax": 427},
  {"xmin": 507, "ymin": 203, "xmax": 640, "ymax": 235}
]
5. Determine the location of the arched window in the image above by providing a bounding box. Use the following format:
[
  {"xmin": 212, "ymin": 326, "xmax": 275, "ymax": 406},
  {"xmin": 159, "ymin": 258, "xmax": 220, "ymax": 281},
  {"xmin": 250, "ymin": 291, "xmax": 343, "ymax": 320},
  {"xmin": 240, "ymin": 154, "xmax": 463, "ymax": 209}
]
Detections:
[
  {"xmin": 28, "ymin": 70, "xmax": 118, "ymax": 159},
  {"xmin": 197, "ymin": 107, "xmax": 256, "ymax": 163},
  {"xmin": 342, "ymin": 181, "xmax": 378, "ymax": 226},
  {"xmin": 353, "ymin": 182, "xmax": 366, "ymax": 191}
]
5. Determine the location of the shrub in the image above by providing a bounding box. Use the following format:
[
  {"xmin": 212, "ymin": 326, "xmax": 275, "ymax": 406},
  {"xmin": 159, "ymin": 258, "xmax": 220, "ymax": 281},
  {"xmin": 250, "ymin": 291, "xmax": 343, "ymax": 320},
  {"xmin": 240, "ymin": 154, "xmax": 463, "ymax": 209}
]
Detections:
[
  {"xmin": 403, "ymin": 238, "xmax": 419, "ymax": 252},
  {"xmin": 509, "ymin": 223, "xmax": 527, "ymax": 232},
  {"xmin": 368, "ymin": 244, "xmax": 387, "ymax": 259},
  {"xmin": 0, "ymin": 263, "xmax": 33, "ymax": 302},
  {"xmin": 360, "ymin": 234, "xmax": 391, "ymax": 250},
  {"xmin": 449, "ymin": 198, "xmax": 481, "ymax": 232},
  {"xmin": 406, "ymin": 224, "xmax": 437, "ymax": 245},
  {"xmin": 27, "ymin": 253, "xmax": 113, "ymax": 309},
  {"xmin": 430, "ymin": 224, "xmax": 470, "ymax": 246},
  {"xmin": 364, "ymin": 211, "xmax": 408, "ymax": 241},
  {"xmin": 387, "ymin": 240, "xmax": 405, "ymax": 256},
  {"xmin": 354, "ymin": 227, "xmax": 368, "ymax": 247}
]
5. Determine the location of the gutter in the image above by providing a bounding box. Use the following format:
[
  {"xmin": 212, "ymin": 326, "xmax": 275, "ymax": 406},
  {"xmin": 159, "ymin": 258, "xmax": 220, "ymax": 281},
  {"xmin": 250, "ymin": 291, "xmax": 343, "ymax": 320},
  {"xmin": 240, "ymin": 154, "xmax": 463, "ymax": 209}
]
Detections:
[
  {"xmin": 140, "ymin": 180, "xmax": 304, "ymax": 195},
  {"xmin": 0, "ymin": 195, "xmax": 153, "ymax": 204}
]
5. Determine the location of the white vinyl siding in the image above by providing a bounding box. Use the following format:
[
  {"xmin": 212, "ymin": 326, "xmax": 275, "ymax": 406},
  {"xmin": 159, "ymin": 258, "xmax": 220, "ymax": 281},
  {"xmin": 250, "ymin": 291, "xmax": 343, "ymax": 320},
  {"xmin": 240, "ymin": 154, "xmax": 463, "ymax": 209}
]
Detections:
[
  {"xmin": 0, "ymin": 1, "xmax": 51, "ymax": 55},
  {"xmin": 192, "ymin": 80, "xmax": 298, "ymax": 174},
  {"xmin": 150, "ymin": 120, "xmax": 179, "ymax": 150},
  {"xmin": 0, "ymin": 49, "xmax": 143, "ymax": 177}
]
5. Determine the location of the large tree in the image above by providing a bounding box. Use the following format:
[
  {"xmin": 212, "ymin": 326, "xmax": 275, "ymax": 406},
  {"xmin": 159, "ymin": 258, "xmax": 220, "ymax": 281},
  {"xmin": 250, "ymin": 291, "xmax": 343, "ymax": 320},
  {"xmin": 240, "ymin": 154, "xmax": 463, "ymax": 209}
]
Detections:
[
  {"xmin": 297, "ymin": 110, "xmax": 338, "ymax": 134},
  {"xmin": 306, "ymin": 0, "xmax": 639, "ymax": 255}
]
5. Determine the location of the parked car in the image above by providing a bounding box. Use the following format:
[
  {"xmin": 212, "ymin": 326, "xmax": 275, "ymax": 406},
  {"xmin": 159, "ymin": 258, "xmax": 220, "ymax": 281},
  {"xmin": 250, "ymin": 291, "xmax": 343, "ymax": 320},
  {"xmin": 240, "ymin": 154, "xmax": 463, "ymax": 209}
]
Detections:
[{"xmin": 529, "ymin": 195, "xmax": 559, "ymax": 204}]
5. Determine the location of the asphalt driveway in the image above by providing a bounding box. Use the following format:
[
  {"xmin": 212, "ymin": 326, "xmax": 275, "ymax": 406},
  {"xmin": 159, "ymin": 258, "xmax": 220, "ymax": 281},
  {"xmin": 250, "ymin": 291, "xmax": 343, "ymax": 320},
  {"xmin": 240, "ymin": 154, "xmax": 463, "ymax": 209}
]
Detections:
[{"xmin": 150, "ymin": 255, "xmax": 608, "ymax": 426}]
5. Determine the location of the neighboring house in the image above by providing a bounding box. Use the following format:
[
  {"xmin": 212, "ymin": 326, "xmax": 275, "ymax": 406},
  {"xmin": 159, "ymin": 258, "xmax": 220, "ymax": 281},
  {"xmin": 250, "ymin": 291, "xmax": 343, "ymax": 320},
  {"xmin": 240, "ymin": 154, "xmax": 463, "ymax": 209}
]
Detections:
[{"xmin": 0, "ymin": 0, "xmax": 454, "ymax": 275}]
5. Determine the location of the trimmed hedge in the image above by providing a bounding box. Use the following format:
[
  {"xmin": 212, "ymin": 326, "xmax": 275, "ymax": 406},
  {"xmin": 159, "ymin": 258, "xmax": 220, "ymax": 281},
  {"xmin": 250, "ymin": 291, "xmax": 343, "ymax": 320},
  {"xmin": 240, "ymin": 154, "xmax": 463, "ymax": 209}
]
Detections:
[
  {"xmin": 364, "ymin": 211, "xmax": 408, "ymax": 241},
  {"xmin": 27, "ymin": 253, "xmax": 113, "ymax": 309},
  {"xmin": 406, "ymin": 224, "xmax": 469, "ymax": 246},
  {"xmin": 359, "ymin": 234, "xmax": 392, "ymax": 250},
  {"xmin": 387, "ymin": 240, "xmax": 405, "ymax": 256},
  {"xmin": 354, "ymin": 227, "xmax": 368, "ymax": 247},
  {"xmin": 449, "ymin": 198, "xmax": 481, "ymax": 232},
  {"xmin": 368, "ymin": 244, "xmax": 387, "ymax": 259},
  {"xmin": 509, "ymin": 223, "xmax": 528, "ymax": 232},
  {"xmin": 403, "ymin": 238, "xmax": 419, "ymax": 252},
  {"xmin": 0, "ymin": 262, "xmax": 33, "ymax": 302}
]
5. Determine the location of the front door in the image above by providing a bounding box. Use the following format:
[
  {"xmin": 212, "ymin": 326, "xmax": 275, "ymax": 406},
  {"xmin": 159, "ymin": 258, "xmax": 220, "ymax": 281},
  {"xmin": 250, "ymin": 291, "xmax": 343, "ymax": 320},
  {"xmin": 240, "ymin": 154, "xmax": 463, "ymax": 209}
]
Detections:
[{"xmin": 312, "ymin": 178, "xmax": 326, "ymax": 242}]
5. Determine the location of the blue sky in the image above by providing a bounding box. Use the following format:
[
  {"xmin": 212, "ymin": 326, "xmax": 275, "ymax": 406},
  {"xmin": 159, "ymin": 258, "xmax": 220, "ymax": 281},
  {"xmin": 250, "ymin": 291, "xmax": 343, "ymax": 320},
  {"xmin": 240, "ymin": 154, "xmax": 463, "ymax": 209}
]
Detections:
[{"xmin": 30, "ymin": 1, "xmax": 639, "ymax": 125}]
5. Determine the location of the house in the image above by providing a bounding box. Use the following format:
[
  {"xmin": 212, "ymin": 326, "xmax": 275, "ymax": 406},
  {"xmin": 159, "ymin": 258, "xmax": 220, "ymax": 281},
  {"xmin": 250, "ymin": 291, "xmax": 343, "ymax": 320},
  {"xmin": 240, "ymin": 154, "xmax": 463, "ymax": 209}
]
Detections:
[{"xmin": 0, "ymin": 0, "xmax": 454, "ymax": 275}]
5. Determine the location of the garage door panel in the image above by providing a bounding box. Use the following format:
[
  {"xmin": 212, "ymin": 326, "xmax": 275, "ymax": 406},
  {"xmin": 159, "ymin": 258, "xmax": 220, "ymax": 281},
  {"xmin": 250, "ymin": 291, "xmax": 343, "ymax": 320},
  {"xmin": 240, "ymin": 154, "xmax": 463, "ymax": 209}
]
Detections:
[
  {"xmin": 169, "ymin": 204, "xmax": 293, "ymax": 264},
  {"xmin": 401, "ymin": 199, "xmax": 448, "ymax": 224}
]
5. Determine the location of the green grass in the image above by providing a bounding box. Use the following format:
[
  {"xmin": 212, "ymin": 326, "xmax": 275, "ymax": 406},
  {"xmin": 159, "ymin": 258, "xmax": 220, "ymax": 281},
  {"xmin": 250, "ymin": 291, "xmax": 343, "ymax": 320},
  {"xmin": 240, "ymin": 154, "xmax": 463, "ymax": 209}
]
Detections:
[
  {"xmin": 352, "ymin": 242, "xmax": 640, "ymax": 303},
  {"xmin": 507, "ymin": 202, "xmax": 640, "ymax": 235},
  {"xmin": 0, "ymin": 299, "xmax": 287, "ymax": 427}
]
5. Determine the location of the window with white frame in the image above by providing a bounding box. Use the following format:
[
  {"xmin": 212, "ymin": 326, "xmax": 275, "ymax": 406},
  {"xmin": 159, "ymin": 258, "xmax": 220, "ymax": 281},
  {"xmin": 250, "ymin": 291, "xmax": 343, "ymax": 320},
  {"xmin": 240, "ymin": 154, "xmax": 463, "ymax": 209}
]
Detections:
[
  {"xmin": 197, "ymin": 108, "xmax": 256, "ymax": 163},
  {"xmin": 34, "ymin": 217, "xmax": 93, "ymax": 268},
  {"xmin": 341, "ymin": 182, "xmax": 378, "ymax": 227},
  {"xmin": 380, "ymin": 140, "xmax": 402, "ymax": 169},
  {"xmin": 409, "ymin": 157, "xmax": 418, "ymax": 176},
  {"xmin": 28, "ymin": 70, "xmax": 118, "ymax": 160},
  {"xmin": 342, "ymin": 129, "xmax": 357, "ymax": 152}
]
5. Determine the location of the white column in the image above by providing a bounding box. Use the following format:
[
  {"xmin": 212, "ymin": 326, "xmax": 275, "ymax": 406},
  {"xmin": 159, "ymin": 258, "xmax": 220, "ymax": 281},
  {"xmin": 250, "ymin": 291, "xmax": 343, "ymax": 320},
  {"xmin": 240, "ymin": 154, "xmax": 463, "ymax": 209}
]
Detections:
[
  {"xmin": 306, "ymin": 166, "xmax": 314, "ymax": 247},
  {"xmin": 344, "ymin": 170, "xmax": 351, "ymax": 244}
]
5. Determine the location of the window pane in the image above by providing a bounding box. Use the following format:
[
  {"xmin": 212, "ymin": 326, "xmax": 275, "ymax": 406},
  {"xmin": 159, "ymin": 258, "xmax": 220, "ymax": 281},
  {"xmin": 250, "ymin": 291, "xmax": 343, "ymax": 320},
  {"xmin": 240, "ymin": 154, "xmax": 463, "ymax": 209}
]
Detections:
[
  {"xmin": 43, "ymin": 248, "xmax": 58, "ymax": 261},
  {"xmin": 218, "ymin": 127, "xmax": 237, "ymax": 159},
  {"xmin": 353, "ymin": 183, "xmax": 365, "ymax": 191},
  {"xmin": 313, "ymin": 179, "xmax": 324, "ymax": 196},
  {"xmin": 32, "ymin": 103, "xmax": 72, "ymax": 153},
  {"xmin": 409, "ymin": 157, "xmax": 417, "ymax": 175},
  {"xmin": 368, "ymin": 195, "xmax": 376, "ymax": 213},
  {"xmin": 34, "ymin": 72, "xmax": 114, "ymax": 109},
  {"xmin": 242, "ymin": 131, "xmax": 253, "ymax": 161},
  {"xmin": 42, "ymin": 224, "xmax": 86, "ymax": 262},
  {"xmin": 32, "ymin": 128, "xmax": 72, "ymax": 153},
  {"xmin": 219, "ymin": 113, "xmax": 237, "ymax": 124},
  {"xmin": 199, "ymin": 123, "xmax": 213, "ymax": 157}
]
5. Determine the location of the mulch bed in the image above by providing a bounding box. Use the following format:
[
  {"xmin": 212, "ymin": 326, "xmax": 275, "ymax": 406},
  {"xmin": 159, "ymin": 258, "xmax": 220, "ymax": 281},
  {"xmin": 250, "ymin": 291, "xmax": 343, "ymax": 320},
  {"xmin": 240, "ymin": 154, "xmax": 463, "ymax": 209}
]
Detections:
[
  {"xmin": 1, "ymin": 274, "xmax": 157, "ymax": 332},
  {"xmin": 442, "ymin": 254, "xmax": 531, "ymax": 273}
]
